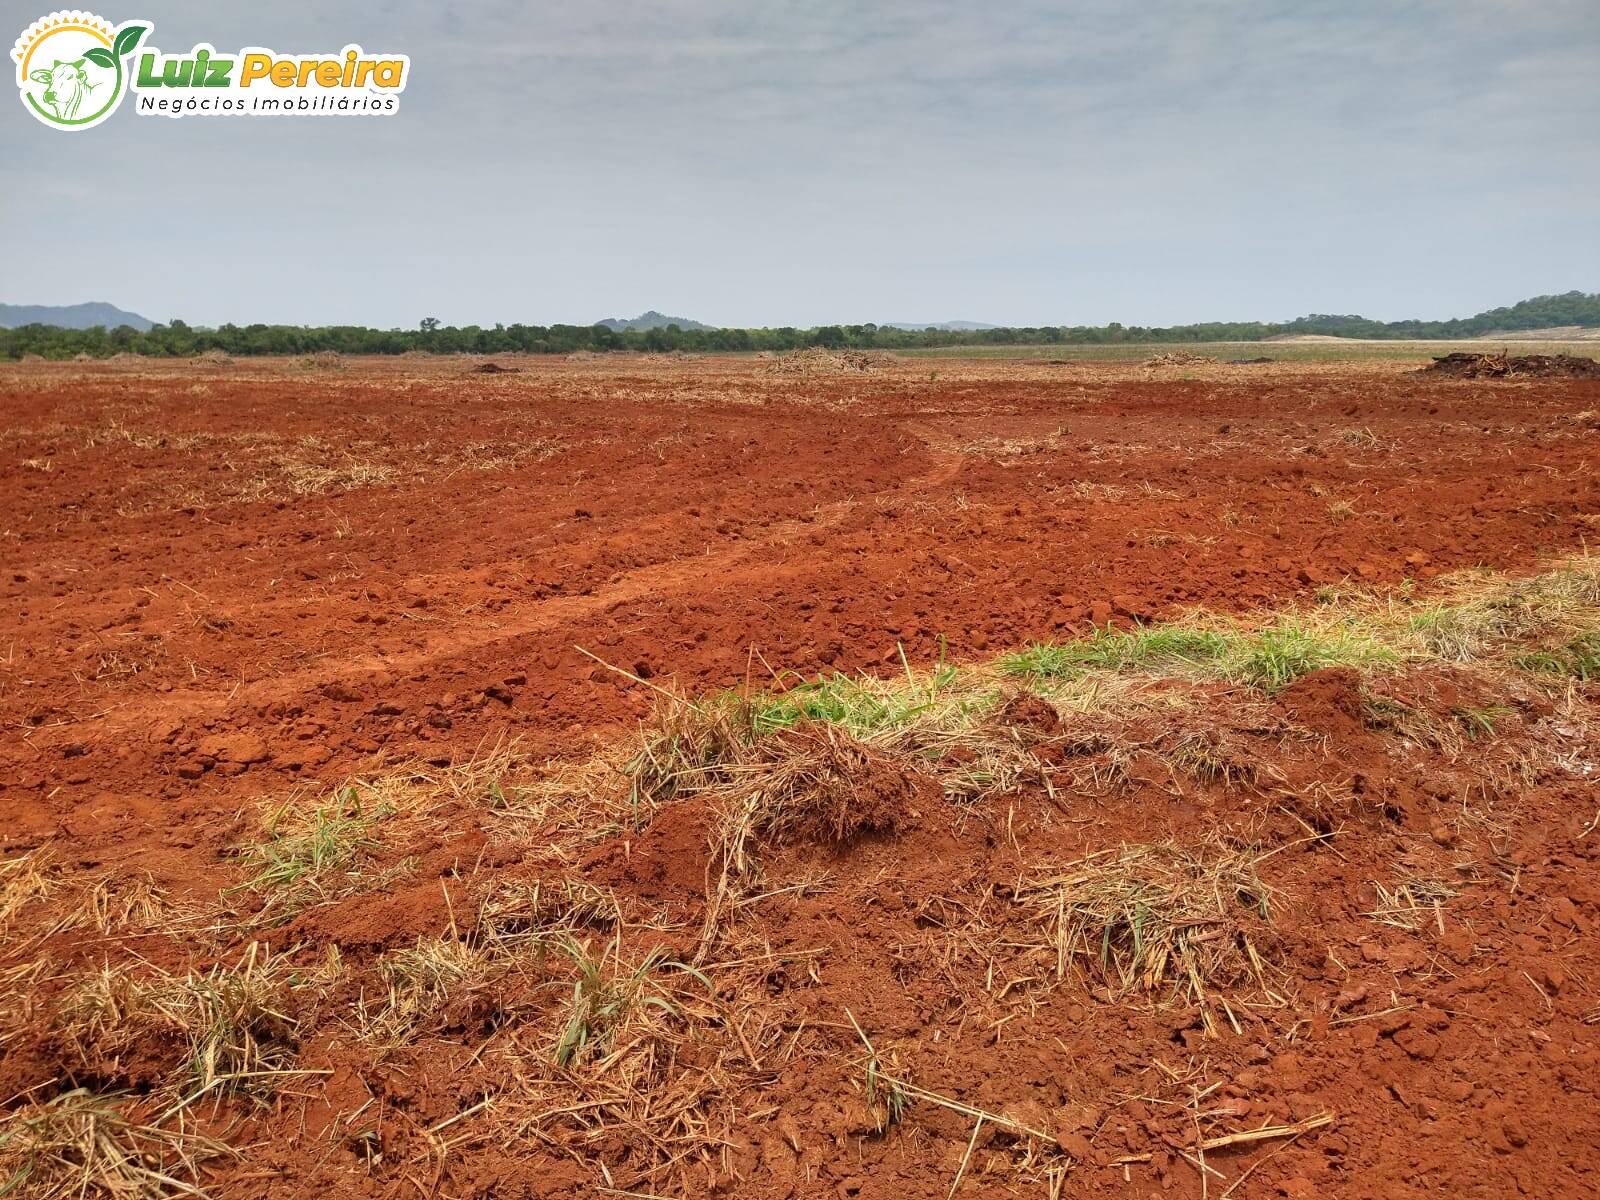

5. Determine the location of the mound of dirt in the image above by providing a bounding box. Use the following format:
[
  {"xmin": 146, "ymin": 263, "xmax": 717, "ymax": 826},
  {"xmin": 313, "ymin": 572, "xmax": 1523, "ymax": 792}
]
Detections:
[
  {"xmin": 1144, "ymin": 350, "xmax": 1218, "ymax": 367},
  {"xmin": 763, "ymin": 348, "xmax": 884, "ymax": 375},
  {"xmin": 192, "ymin": 349, "xmax": 233, "ymax": 365},
  {"xmin": 994, "ymin": 691, "xmax": 1063, "ymax": 734},
  {"xmin": 583, "ymin": 795, "xmax": 714, "ymax": 902},
  {"xmin": 1276, "ymin": 666, "xmax": 1368, "ymax": 741},
  {"xmin": 1421, "ymin": 352, "xmax": 1600, "ymax": 379}
]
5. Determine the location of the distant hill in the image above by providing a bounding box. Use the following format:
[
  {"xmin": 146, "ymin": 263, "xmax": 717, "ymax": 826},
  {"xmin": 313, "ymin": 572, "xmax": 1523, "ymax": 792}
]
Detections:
[
  {"xmin": 0, "ymin": 302, "xmax": 153, "ymax": 331},
  {"xmin": 1276, "ymin": 291, "xmax": 1600, "ymax": 340},
  {"xmin": 597, "ymin": 310, "xmax": 714, "ymax": 332},
  {"xmin": 882, "ymin": 320, "xmax": 1000, "ymax": 332}
]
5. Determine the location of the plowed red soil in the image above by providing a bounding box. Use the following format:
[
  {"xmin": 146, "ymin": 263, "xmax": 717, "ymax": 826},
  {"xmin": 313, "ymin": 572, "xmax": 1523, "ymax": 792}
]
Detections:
[{"xmin": 3, "ymin": 355, "xmax": 1599, "ymax": 1199}]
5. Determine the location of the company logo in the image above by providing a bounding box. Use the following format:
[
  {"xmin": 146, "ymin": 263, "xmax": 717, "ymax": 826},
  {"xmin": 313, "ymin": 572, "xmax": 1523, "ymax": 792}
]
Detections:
[
  {"xmin": 12, "ymin": 11, "xmax": 148, "ymax": 130},
  {"xmin": 13, "ymin": 11, "xmax": 410, "ymax": 129}
]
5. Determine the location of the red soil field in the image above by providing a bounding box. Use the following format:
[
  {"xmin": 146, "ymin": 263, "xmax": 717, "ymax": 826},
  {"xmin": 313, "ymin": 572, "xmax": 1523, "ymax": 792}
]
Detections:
[{"xmin": 2, "ymin": 355, "xmax": 1598, "ymax": 1199}]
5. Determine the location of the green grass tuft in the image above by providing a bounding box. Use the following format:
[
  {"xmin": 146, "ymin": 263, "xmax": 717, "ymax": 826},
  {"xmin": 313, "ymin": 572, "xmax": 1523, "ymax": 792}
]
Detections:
[
  {"xmin": 998, "ymin": 626, "xmax": 1229, "ymax": 679},
  {"xmin": 1225, "ymin": 621, "xmax": 1396, "ymax": 691},
  {"xmin": 998, "ymin": 620, "xmax": 1392, "ymax": 692},
  {"xmin": 748, "ymin": 661, "xmax": 963, "ymax": 737},
  {"xmin": 1513, "ymin": 632, "xmax": 1600, "ymax": 681},
  {"xmin": 240, "ymin": 786, "xmax": 380, "ymax": 893}
]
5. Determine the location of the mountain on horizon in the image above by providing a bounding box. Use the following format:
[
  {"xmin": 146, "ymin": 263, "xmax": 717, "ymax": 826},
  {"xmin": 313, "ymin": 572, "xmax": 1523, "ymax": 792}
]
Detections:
[
  {"xmin": 882, "ymin": 320, "xmax": 999, "ymax": 332},
  {"xmin": 597, "ymin": 310, "xmax": 714, "ymax": 332},
  {"xmin": 0, "ymin": 302, "xmax": 153, "ymax": 331}
]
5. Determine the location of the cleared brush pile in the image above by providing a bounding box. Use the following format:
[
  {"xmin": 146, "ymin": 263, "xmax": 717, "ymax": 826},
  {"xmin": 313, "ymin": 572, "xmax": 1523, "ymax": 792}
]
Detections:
[
  {"xmin": 1421, "ymin": 351, "xmax": 1600, "ymax": 379},
  {"xmin": 761, "ymin": 347, "xmax": 886, "ymax": 375},
  {"xmin": 1144, "ymin": 350, "xmax": 1218, "ymax": 366}
]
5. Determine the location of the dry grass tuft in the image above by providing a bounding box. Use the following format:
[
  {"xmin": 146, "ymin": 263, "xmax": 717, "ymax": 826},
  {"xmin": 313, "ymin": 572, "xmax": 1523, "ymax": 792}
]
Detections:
[
  {"xmin": 477, "ymin": 877, "xmax": 620, "ymax": 946},
  {"xmin": 85, "ymin": 872, "xmax": 173, "ymax": 935},
  {"xmin": 547, "ymin": 934, "xmax": 709, "ymax": 1067},
  {"xmin": 277, "ymin": 458, "xmax": 393, "ymax": 495},
  {"xmin": 1017, "ymin": 841, "xmax": 1280, "ymax": 1026},
  {"xmin": 360, "ymin": 878, "xmax": 630, "ymax": 1043},
  {"xmin": 625, "ymin": 691, "xmax": 758, "ymax": 810},
  {"xmin": 365, "ymin": 937, "xmax": 496, "ymax": 1044},
  {"xmin": 449, "ymin": 736, "xmax": 641, "ymax": 854},
  {"xmin": 175, "ymin": 945, "xmax": 300, "ymax": 1101},
  {"xmin": 1402, "ymin": 558, "xmax": 1600, "ymax": 668},
  {"xmin": 1, "ymin": 849, "xmax": 58, "ymax": 929},
  {"xmin": 61, "ymin": 945, "xmax": 307, "ymax": 1104},
  {"xmin": 700, "ymin": 724, "xmax": 921, "ymax": 951},
  {"xmin": 0, "ymin": 959, "xmax": 54, "ymax": 1055},
  {"xmin": 233, "ymin": 782, "xmax": 419, "ymax": 922},
  {"xmin": 56, "ymin": 967, "xmax": 177, "ymax": 1062},
  {"xmin": 0, "ymin": 1088, "xmax": 226, "ymax": 1199}
]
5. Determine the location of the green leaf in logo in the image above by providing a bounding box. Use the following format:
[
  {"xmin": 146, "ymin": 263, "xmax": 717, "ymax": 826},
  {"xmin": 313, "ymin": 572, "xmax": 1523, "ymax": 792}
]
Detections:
[
  {"xmin": 83, "ymin": 46, "xmax": 116, "ymax": 69},
  {"xmin": 112, "ymin": 24, "xmax": 149, "ymax": 59}
]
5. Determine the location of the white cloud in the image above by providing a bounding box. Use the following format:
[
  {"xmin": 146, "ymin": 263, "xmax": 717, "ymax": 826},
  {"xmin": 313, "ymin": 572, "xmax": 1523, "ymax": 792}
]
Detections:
[{"xmin": 3, "ymin": 0, "xmax": 1595, "ymax": 326}]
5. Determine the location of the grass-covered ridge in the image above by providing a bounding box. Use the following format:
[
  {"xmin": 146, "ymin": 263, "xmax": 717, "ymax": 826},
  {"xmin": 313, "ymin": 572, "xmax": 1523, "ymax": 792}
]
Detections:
[
  {"xmin": 996, "ymin": 622, "xmax": 1401, "ymax": 690},
  {"xmin": 609, "ymin": 557, "xmax": 1600, "ymax": 846},
  {"xmin": 643, "ymin": 559, "xmax": 1600, "ymax": 764},
  {"xmin": 999, "ymin": 559, "xmax": 1599, "ymax": 692}
]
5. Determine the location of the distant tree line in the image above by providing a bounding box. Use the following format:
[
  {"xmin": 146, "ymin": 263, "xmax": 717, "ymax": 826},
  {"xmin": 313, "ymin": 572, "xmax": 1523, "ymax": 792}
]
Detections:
[{"xmin": 3, "ymin": 291, "xmax": 1596, "ymax": 360}]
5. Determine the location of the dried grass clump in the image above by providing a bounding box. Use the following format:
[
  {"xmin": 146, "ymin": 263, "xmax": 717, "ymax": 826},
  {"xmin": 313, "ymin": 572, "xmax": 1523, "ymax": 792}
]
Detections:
[
  {"xmin": 365, "ymin": 937, "xmax": 496, "ymax": 1043},
  {"xmin": 1018, "ymin": 842, "xmax": 1279, "ymax": 1025},
  {"xmin": 0, "ymin": 1089, "xmax": 228, "ymax": 1199},
  {"xmin": 1144, "ymin": 350, "xmax": 1217, "ymax": 367},
  {"xmin": 85, "ymin": 872, "xmax": 173, "ymax": 935},
  {"xmin": 235, "ymin": 789, "xmax": 378, "ymax": 913},
  {"xmin": 1361, "ymin": 692, "xmax": 1462, "ymax": 756},
  {"xmin": 1, "ymin": 960, "xmax": 53, "ymax": 1055},
  {"xmin": 233, "ymin": 784, "xmax": 418, "ymax": 923},
  {"xmin": 632, "ymin": 659, "xmax": 1048, "ymax": 808},
  {"xmin": 361, "ymin": 879, "xmax": 632, "ymax": 1043},
  {"xmin": 278, "ymin": 458, "xmax": 394, "ymax": 495},
  {"xmin": 700, "ymin": 723, "xmax": 921, "ymax": 950},
  {"xmin": 708, "ymin": 725, "xmax": 917, "ymax": 887},
  {"xmin": 178, "ymin": 952, "xmax": 299, "ymax": 1099},
  {"xmin": 492, "ymin": 948, "xmax": 737, "ymax": 1190},
  {"xmin": 1400, "ymin": 558, "xmax": 1600, "ymax": 666},
  {"xmin": 391, "ymin": 734, "xmax": 643, "ymax": 858},
  {"xmin": 477, "ymin": 877, "xmax": 620, "ymax": 945},
  {"xmin": 0, "ymin": 849, "xmax": 58, "ymax": 928},
  {"xmin": 547, "ymin": 934, "xmax": 708, "ymax": 1067},
  {"xmin": 56, "ymin": 968, "xmax": 178, "ymax": 1062},
  {"xmin": 626, "ymin": 692, "xmax": 760, "ymax": 809},
  {"xmin": 762, "ymin": 348, "xmax": 884, "ymax": 376}
]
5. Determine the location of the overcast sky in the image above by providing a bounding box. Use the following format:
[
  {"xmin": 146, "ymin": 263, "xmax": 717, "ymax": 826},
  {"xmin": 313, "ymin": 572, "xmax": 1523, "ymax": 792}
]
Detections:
[{"xmin": 6, "ymin": 1, "xmax": 1598, "ymax": 328}]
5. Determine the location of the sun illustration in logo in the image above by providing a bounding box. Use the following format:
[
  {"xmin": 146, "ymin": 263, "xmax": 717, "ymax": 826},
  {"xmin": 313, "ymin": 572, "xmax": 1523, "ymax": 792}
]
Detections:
[{"xmin": 12, "ymin": 10, "xmax": 149, "ymax": 130}]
